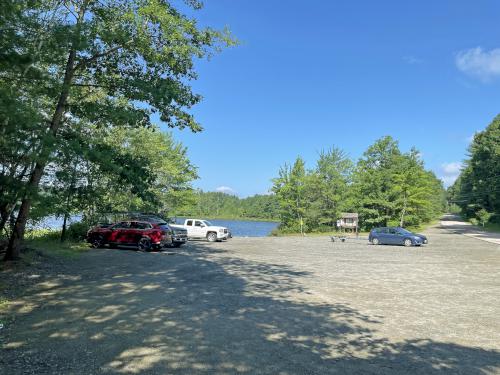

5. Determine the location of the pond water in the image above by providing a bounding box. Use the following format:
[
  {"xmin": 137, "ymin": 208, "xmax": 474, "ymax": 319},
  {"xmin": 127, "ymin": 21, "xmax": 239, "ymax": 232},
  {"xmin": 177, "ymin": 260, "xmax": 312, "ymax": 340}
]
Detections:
[
  {"xmin": 34, "ymin": 216, "xmax": 279, "ymax": 237},
  {"xmin": 173, "ymin": 218, "xmax": 279, "ymax": 237}
]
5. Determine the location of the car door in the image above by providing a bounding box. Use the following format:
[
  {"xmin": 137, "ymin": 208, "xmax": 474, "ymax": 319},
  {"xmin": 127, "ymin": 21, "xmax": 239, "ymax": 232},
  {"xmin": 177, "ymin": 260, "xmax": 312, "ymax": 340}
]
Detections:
[
  {"xmin": 108, "ymin": 222, "xmax": 131, "ymax": 244},
  {"xmin": 377, "ymin": 228, "xmax": 389, "ymax": 244},
  {"xmin": 193, "ymin": 220, "xmax": 205, "ymax": 238},
  {"xmin": 185, "ymin": 220, "xmax": 194, "ymax": 237},
  {"xmin": 387, "ymin": 228, "xmax": 401, "ymax": 245},
  {"xmin": 129, "ymin": 221, "xmax": 150, "ymax": 244}
]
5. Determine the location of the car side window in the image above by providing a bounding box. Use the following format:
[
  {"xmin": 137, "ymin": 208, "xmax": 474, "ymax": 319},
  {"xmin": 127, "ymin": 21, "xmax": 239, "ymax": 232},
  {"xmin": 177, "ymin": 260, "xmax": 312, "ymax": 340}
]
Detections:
[
  {"xmin": 132, "ymin": 222, "xmax": 151, "ymax": 230},
  {"xmin": 186, "ymin": 220, "xmax": 193, "ymax": 226},
  {"xmin": 195, "ymin": 221, "xmax": 202, "ymax": 227},
  {"xmin": 114, "ymin": 222, "xmax": 130, "ymax": 229},
  {"xmin": 389, "ymin": 228, "xmax": 398, "ymax": 235}
]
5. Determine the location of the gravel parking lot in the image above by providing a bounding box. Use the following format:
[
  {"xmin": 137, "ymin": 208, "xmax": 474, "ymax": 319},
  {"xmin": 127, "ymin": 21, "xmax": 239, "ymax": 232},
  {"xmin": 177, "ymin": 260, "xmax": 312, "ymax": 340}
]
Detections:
[{"xmin": 2, "ymin": 223, "xmax": 500, "ymax": 374}]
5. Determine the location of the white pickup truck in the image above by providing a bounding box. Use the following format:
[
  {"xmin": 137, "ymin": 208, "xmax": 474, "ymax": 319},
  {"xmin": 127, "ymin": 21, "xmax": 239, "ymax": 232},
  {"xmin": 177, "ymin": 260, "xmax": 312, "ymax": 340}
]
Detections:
[{"xmin": 175, "ymin": 219, "xmax": 230, "ymax": 242}]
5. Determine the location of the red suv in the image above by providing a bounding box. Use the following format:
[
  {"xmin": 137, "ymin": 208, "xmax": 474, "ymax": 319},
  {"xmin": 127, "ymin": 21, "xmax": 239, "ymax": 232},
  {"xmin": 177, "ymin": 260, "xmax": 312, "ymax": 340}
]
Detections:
[{"xmin": 86, "ymin": 220, "xmax": 172, "ymax": 251}]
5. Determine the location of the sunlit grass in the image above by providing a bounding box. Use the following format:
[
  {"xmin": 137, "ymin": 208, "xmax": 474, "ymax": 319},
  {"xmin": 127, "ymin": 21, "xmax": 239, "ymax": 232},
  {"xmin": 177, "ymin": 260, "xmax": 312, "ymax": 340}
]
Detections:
[
  {"xmin": 24, "ymin": 229, "xmax": 89, "ymax": 259},
  {"xmin": 482, "ymin": 222, "xmax": 500, "ymax": 233},
  {"xmin": 407, "ymin": 219, "xmax": 440, "ymax": 233},
  {"xmin": 0, "ymin": 295, "xmax": 9, "ymax": 326}
]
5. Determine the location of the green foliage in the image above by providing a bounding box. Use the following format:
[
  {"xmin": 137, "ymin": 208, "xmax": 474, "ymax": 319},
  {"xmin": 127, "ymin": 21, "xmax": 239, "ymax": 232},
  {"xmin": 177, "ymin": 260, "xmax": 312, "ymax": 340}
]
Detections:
[
  {"xmin": 448, "ymin": 115, "xmax": 500, "ymax": 220},
  {"xmin": 25, "ymin": 228, "xmax": 89, "ymax": 258},
  {"xmin": 178, "ymin": 191, "xmax": 280, "ymax": 221},
  {"xmin": 476, "ymin": 209, "xmax": 492, "ymax": 227},
  {"xmin": 272, "ymin": 157, "xmax": 308, "ymax": 233},
  {"xmin": 65, "ymin": 221, "xmax": 91, "ymax": 241},
  {"xmin": 272, "ymin": 138, "xmax": 445, "ymax": 233},
  {"xmin": 303, "ymin": 148, "xmax": 353, "ymax": 230},
  {"xmin": 1, "ymin": 0, "xmax": 233, "ymax": 257}
]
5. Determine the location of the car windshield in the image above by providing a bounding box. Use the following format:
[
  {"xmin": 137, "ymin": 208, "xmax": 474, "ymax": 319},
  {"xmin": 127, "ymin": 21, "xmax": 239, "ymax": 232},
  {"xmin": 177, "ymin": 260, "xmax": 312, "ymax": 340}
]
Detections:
[{"xmin": 203, "ymin": 220, "xmax": 212, "ymax": 226}]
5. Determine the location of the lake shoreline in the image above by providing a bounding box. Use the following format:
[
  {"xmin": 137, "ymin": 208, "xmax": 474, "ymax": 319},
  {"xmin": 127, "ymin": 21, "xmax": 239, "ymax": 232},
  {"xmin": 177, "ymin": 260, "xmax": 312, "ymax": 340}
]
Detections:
[{"xmin": 173, "ymin": 216, "xmax": 280, "ymax": 223}]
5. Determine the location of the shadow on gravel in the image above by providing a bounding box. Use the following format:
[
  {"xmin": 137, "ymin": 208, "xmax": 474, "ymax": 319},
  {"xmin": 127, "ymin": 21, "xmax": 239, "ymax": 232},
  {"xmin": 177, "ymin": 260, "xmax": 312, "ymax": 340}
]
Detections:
[{"xmin": 1, "ymin": 242, "xmax": 500, "ymax": 374}]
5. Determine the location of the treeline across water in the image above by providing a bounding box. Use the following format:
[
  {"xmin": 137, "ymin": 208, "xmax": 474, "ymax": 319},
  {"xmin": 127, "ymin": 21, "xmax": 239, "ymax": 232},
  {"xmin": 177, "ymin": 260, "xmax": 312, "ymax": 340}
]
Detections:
[
  {"xmin": 448, "ymin": 115, "xmax": 500, "ymax": 228},
  {"xmin": 271, "ymin": 136, "xmax": 446, "ymax": 233},
  {"xmin": 175, "ymin": 191, "xmax": 280, "ymax": 221}
]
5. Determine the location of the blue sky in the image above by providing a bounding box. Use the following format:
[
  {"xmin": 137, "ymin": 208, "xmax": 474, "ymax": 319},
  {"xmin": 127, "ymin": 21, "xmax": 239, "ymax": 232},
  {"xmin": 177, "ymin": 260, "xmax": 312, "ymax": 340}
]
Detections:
[{"xmin": 164, "ymin": 0, "xmax": 500, "ymax": 197}]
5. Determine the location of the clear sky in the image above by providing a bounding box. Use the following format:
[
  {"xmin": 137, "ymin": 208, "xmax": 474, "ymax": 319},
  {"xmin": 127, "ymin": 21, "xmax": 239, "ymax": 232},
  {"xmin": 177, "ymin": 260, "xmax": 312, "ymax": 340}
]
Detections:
[{"xmin": 164, "ymin": 0, "xmax": 500, "ymax": 197}]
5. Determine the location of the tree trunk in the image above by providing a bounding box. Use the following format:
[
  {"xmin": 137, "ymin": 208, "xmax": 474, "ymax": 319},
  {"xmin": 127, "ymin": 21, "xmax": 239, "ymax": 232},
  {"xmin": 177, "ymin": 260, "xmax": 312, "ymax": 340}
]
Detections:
[
  {"xmin": 60, "ymin": 213, "xmax": 69, "ymax": 242},
  {"xmin": 399, "ymin": 192, "xmax": 407, "ymax": 227},
  {"xmin": 0, "ymin": 203, "xmax": 13, "ymax": 235},
  {"xmin": 4, "ymin": 44, "xmax": 79, "ymax": 260},
  {"xmin": 60, "ymin": 160, "xmax": 78, "ymax": 243}
]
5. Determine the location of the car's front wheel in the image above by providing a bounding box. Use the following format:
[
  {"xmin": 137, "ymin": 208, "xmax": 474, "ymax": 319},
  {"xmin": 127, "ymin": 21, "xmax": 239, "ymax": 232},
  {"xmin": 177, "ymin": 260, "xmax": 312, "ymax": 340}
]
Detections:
[
  {"xmin": 404, "ymin": 238, "xmax": 412, "ymax": 247},
  {"xmin": 372, "ymin": 238, "xmax": 380, "ymax": 245},
  {"xmin": 91, "ymin": 235, "xmax": 105, "ymax": 248},
  {"xmin": 138, "ymin": 237, "xmax": 152, "ymax": 251},
  {"xmin": 207, "ymin": 232, "xmax": 217, "ymax": 242}
]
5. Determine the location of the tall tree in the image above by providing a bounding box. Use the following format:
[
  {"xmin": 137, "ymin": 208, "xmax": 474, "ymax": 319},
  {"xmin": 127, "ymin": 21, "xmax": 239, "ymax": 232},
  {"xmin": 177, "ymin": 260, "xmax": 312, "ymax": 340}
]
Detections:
[
  {"xmin": 392, "ymin": 149, "xmax": 443, "ymax": 227},
  {"xmin": 352, "ymin": 136, "xmax": 401, "ymax": 228},
  {"xmin": 272, "ymin": 157, "xmax": 308, "ymax": 233},
  {"xmin": 449, "ymin": 114, "xmax": 500, "ymax": 221},
  {"xmin": 304, "ymin": 148, "xmax": 352, "ymax": 230},
  {"xmin": 2, "ymin": 0, "xmax": 234, "ymax": 260}
]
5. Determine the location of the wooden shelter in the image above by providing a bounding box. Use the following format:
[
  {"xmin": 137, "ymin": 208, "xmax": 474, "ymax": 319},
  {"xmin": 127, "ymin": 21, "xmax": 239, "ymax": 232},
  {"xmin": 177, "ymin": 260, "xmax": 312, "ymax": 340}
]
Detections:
[{"xmin": 336, "ymin": 212, "xmax": 359, "ymax": 235}]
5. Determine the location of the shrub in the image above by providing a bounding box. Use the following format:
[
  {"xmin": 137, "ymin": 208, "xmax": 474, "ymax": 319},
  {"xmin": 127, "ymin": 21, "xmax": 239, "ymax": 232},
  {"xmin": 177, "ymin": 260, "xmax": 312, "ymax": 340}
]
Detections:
[
  {"xmin": 476, "ymin": 209, "xmax": 492, "ymax": 227},
  {"xmin": 66, "ymin": 221, "xmax": 91, "ymax": 241}
]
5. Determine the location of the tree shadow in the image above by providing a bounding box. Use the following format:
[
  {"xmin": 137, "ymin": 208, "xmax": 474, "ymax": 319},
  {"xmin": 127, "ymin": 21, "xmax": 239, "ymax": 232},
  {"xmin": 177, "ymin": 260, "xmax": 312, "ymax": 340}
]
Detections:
[{"xmin": 1, "ymin": 242, "xmax": 499, "ymax": 374}]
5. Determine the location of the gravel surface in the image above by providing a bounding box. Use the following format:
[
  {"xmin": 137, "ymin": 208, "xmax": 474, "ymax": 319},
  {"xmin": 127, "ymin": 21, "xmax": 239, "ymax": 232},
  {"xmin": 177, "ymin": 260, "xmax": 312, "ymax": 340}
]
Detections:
[{"xmin": 1, "ymin": 223, "xmax": 500, "ymax": 374}]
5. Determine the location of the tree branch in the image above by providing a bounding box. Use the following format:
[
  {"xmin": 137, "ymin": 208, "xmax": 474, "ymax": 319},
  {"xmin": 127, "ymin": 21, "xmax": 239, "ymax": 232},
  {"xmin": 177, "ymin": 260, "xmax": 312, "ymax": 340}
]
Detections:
[{"xmin": 73, "ymin": 43, "xmax": 129, "ymax": 72}]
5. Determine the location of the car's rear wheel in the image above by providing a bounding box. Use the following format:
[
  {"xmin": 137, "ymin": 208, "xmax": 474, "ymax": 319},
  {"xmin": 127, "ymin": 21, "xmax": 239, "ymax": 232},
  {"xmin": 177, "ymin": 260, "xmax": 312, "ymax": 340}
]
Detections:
[
  {"xmin": 372, "ymin": 238, "xmax": 380, "ymax": 245},
  {"xmin": 207, "ymin": 232, "xmax": 217, "ymax": 242},
  {"xmin": 404, "ymin": 238, "xmax": 412, "ymax": 247},
  {"xmin": 138, "ymin": 237, "xmax": 152, "ymax": 251},
  {"xmin": 91, "ymin": 235, "xmax": 105, "ymax": 248}
]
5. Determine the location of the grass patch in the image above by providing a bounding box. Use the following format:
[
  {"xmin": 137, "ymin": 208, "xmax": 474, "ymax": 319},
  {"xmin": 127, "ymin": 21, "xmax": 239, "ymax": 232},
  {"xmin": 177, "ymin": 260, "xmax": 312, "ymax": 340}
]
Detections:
[
  {"xmin": 481, "ymin": 222, "xmax": 500, "ymax": 233},
  {"xmin": 270, "ymin": 230, "xmax": 369, "ymax": 237},
  {"xmin": 406, "ymin": 219, "xmax": 440, "ymax": 233},
  {"xmin": 0, "ymin": 296, "xmax": 8, "ymax": 311},
  {"xmin": 0, "ymin": 292, "xmax": 10, "ymax": 327},
  {"xmin": 24, "ymin": 229, "xmax": 89, "ymax": 259}
]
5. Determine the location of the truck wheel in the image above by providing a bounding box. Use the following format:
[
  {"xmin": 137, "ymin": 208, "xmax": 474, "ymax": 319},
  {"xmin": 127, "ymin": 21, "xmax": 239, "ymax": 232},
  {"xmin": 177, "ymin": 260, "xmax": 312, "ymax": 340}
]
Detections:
[
  {"xmin": 372, "ymin": 238, "xmax": 379, "ymax": 245},
  {"xmin": 138, "ymin": 237, "xmax": 152, "ymax": 251},
  {"xmin": 207, "ymin": 232, "xmax": 217, "ymax": 242}
]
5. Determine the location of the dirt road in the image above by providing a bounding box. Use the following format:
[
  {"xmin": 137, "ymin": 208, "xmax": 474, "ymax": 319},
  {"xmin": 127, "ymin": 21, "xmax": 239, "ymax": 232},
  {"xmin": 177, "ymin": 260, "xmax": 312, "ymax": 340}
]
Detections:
[{"xmin": 1, "ymin": 224, "xmax": 500, "ymax": 374}]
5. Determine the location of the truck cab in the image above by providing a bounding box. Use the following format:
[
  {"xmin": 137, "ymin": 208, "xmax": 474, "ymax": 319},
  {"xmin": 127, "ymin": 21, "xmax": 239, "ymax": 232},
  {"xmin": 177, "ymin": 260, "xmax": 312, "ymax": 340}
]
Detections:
[{"xmin": 181, "ymin": 219, "xmax": 230, "ymax": 242}]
